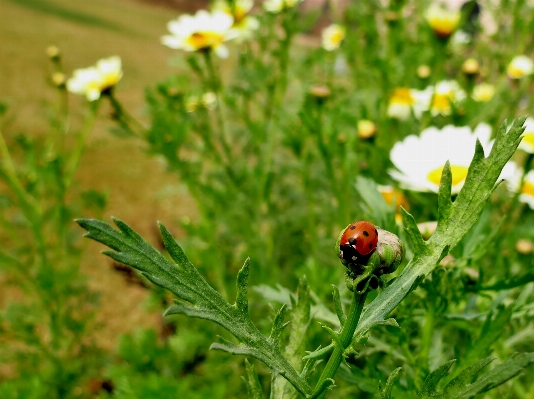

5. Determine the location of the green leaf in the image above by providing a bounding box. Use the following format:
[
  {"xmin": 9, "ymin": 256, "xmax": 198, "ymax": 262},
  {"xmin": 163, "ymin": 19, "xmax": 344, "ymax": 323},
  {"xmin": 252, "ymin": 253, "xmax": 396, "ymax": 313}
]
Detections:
[
  {"xmin": 379, "ymin": 367, "xmax": 402, "ymax": 399},
  {"xmin": 355, "ymin": 176, "xmax": 397, "ymax": 233},
  {"xmin": 417, "ymin": 353, "xmax": 534, "ymax": 399},
  {"xmin": 400, "ymin": 206, "xmax": 426, "ymax": 253},
  {"xmin": 243, "ymin": 359, "xmax": 263, "ymax": 399},
  {"xmin": 353, "ymin": 117, "xmax": 526, "ymax": 346},
  {"xmin": 272, "ymin": 277, "xmax": 312, "ymax": 399},
  {"xmin": 332, "ymin": 285, "xmax": 347, "ymax": 326},
  {"xmin": 76, "ymin": 218, "xmax": 312, "ymax": 397},
  {"xmin": 418, "ymin": 360, "xmax": 456, "ymax": 398},
  {"xmin": 444, "ymin": 353, "xmax": 534, "ymax": 398},
  {"xmin": 446, "ymin": 304, "xmax": 514, "ymax": 382}
]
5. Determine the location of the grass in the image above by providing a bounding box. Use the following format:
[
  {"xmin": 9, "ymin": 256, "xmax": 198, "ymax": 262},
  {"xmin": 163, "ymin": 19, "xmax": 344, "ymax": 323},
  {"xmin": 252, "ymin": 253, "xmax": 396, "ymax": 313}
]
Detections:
[{"xmin": 0, "ymin": 0, "xmax": 201, "ymax": 352}]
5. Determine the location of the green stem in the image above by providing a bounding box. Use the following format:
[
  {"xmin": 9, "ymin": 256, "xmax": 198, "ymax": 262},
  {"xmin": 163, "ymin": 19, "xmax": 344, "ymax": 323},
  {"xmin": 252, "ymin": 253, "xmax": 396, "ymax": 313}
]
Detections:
[
  {"xmin": 202, "ymin": 50, "xmax": 232, "ymax": 162},
  {"xmin": 64, "ymin": 101, "xmax": 99, "ymax": 188},
  {"xmin": 418, "ymin": 300, "xmax": 435, "ymax": 383},
  {"xmin": 313, "ymin": 290, "xmax": 368, "ymax": 398},
  {"xmin": 0, "ymin": 131, "xmax": 47, "ymax": 264},
  {"xmin": 108, "ymin": 91, "xmax": 146, "ymax": 138}
]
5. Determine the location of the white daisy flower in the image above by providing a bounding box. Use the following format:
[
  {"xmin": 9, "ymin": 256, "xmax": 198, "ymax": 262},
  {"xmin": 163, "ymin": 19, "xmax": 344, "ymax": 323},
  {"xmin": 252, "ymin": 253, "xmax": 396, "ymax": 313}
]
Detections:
[
  {"xmin": 389, "ymin": 123, "xmax": 495, "ymax": 194},
  {"xmin": 428, "ymin": 80, "xmax": 466, "ymax": 116},
  {"xmin": 161, "ymin": 10, "xmax": 236, "ymax": 58},
  {"xmin": 387, "ymin": 87, "xmax": 432, "ymax": 120},
  {"xmin": 518, "ymin": 117, "xmax": 534, "ymax": 153},
  {"xmin": 504, "ymin": 162, "xmax": 534, "ymax": 209},
  {"xmin": 507, "ymin": 55, "xmax": 534, "ymax": 79},
  {"xmin": 67, "ymin": 56, "xmax": 122, "ymax": 101},
  {"xmin": 425, "ymin": 4, "xmax": 460, "ymax": 38},
  {"xmin": 213, "ymin": 0, "xmax": 259, "ymax": 42},
  {"xmin": 472, "ymin": 83, "xmax": 495, "ymax": 102},
  {"xmin": 321, "ymin": 24, "xmax": 346, "ymax": 51},
  {"xmin": 263, "ymin": 0, "xmax": 302, "ymax": 13}
]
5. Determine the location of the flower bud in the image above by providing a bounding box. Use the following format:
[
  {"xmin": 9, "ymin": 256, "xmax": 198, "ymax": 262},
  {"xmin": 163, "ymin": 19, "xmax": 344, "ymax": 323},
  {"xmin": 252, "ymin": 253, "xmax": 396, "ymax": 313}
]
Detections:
[
  {"xmin": 516, "ymin": 239, "xmax": 534, "ymax": 255},
  {"xmin": 357, "ymin": 120, "xmax": 377, "ymax": 139},
  {"xmin": 310, "ymin": 85, "xmax": 331, "ymax": 99},
  {"xmin": 337, "ymin": 225, "xmax": 404, "ymax": 292},
  {"xmin": 417, "ymin": 65, "xmax": 431, "ymax": 79},
  {"xmin": 46, "ymin": 45, "xmax": 60, "ymax": 60},
  {"xmin": 51, "ymin": 72, "xmax": 66, "ymax": 87},
  {"xmin": 462, "ymin": 58, "xmax": 480, "ymax": 75}
]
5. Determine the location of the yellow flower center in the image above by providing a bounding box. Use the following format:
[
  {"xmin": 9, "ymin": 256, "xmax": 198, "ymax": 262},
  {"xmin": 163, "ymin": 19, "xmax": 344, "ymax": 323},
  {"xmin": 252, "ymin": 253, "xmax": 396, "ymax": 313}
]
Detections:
[
  {"xmin": 329, "ymin": 31, "xmax": 344, "ymax": 46},
  {"xmin": 522, "ymin": 181, "xmax": 534, "ymax": 198},
  {"xmin": 432, "ymin": 92, "xmax": 452, "ymax": 113},
  {"xmin": 390, "ymin": 88, "xmax": 415, "ymax": 105},
  {"xmin": 522, "ymin": 133, "xmax": 534, "ymax": 150},
  {"xmin": 427, "ymin": 11, "xmax": 460, "ymax": 37},
  {"xmin": 507, "ymin": 65, "xmax": 526, "ymax": 79},
  {"xmin": 187, "ymin": 31, "xmax": 225, "ymax": 50},
  {"xmin": 427, "ymin": 165, "xmax": 469, "ymax": 186}
]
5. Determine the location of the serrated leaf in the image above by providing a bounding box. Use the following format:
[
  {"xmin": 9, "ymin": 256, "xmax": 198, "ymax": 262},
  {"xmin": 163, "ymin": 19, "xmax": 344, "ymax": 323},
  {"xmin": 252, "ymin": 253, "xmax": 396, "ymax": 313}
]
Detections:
[
  {"xmin": 353, "ymin": 118, "xmax": 526, "ymax": 349},
  {"xmin": 243, "ymin": 359, "xmax": 263, "ymax": 399},
  {"xmin": 445, "ymin": 304, "xmax": 513, "ymax": 383},
  {"xmin": 332, "ymin": 285, "xmax": 347, "ymax": 326},
  {"xmin": 442, "ymin": 357, "xmax": 494, "ymax": 397},
  {"xmin": 437, "ymin": 161, "xmax": 452, "ymax": 224},
  {"xmin": 272, "ymin": 277, "xmax": 312, "ymax": 399},
  {"xmin": 400, "ymin": 207, "xmax": 426, "ymax": 253},
  {"xmin": 269, "ymin": 304, "xmax": 290, "ymax": 346},
  {"xmin": 379, "ymin": 367, "xmax": 402, "ymax": 399},
  {"xmin": 445, "ymin": 352, "xmax": 534, "ymax": 398},
  {"xmin": 76, "ymin": 218, "xmax": 311, "ymax": 397},
  {"xmin": 418, "ymin": 360, "xmax": 456, "ymax": 398}
]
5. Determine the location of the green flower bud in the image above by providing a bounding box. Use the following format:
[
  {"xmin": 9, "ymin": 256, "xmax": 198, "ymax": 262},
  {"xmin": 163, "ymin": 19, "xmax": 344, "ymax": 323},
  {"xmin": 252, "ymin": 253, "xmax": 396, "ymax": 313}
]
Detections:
[{"xmin": 337, "ymin": 225, "xmax": 404, "ymax": 292}]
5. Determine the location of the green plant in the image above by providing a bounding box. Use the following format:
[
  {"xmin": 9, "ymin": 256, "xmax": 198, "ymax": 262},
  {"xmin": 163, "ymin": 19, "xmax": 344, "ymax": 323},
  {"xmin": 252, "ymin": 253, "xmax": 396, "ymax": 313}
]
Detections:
[{"xmin": 78, "ymin": 117, "xmax": 534, "ymax": 397}]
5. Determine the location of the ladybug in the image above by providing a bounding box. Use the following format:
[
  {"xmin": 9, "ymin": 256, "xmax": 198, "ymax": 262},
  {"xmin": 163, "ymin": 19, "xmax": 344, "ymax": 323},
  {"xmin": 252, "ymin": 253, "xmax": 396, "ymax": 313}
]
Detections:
[{"xmin": 339, "ymin": 221, "xmax": 378, "ymax": 264}]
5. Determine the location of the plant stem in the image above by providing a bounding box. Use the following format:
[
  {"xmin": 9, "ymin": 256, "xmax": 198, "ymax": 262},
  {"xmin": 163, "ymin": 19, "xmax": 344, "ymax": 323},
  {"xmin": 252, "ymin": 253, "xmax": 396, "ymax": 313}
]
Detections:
[
  {"xmin": 202, "ymin": 50, "xmax": 232, "ymax": 162},
  {"xmin": 418, "ymin": 299, "xmax": 435, "ymax": 385},
  {"xmin": 313, "ymin": 290, "xmax": 368, "ymax": 398},
  {"xmin": 108, "ymin": 91, "xmax": 146, "ymax": 138},
  {"xmin": 64, "ymin": 101, "xmax": 99, "ymax": 188}
]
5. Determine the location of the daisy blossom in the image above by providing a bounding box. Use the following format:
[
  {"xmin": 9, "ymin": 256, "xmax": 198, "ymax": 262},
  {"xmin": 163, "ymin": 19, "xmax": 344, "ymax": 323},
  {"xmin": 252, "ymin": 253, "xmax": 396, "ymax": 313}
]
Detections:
[
  {"xmin": 161, "ymin": 10, "xmax": 236, "ymax": 58},
  {"xmin": 504, "ymin": 162, "xmax": 534, "ymax": 209},
  {"xmin": 387, "ymin": 87, "xmax": 432, "ymax": 119},
  {"xmin": 518, "ymin": 117, "xmax": 534, "ymax": 153},
  {"xmin": 263, "ymin": 0, "xmax": 302, "ymax": 13},
  {"xmin": 67, "ymin": 56, "xmax": 122, "ymax": 101},
  {"xmin": 507, "ymin": 55, "xmax": 534, "ymax": 79},
  {"xmin": 213, "ymin": 0, "xmax": 259, "ymax": 42},
  {"xmin": 389, "ymin": 123, "xmax": 495, "ymax": 194},
  {"xmin": 426, "ymin": 4, "xmax": 460, "ymax": 38},
  {"xmin": 322, "ymin": 24, "xmax": 346, "ymax": 51}
]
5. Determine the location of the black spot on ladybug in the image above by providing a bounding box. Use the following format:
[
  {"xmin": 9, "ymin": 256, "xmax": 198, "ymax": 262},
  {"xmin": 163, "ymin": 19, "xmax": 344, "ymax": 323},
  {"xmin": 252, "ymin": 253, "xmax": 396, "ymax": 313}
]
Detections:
[
  {"xmin": 375, "ymin": 229, "xmax": 378, "ymax": 235},
  {"xmin": 369, "ymin": 243, "xmax": 373, "ymax": 249},
  {"xmin": 363, "ymin": 231, "xmax": 369, "ymax": 237},
  {"xmin": 350, "ymin": 225, "xmax": 356, "ymax": 230},
  {"xmin": 348, "ymin": 237, "xmax": 356, "ymax": 245}
]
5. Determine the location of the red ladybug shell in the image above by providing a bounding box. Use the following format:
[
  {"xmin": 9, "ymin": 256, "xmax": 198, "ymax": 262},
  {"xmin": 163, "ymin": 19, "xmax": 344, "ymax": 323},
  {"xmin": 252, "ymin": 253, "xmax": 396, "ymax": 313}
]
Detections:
[{"xmin": 340, "ymin": 221, "xmax": 378, "ymax": 256}]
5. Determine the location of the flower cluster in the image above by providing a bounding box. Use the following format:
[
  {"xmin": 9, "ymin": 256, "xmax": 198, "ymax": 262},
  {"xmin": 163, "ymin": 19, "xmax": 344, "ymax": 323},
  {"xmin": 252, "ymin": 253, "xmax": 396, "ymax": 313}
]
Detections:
[
  {"xmin": 387, "ymin": 80, "xmax": 466, "ymax": 119},
  {"xmin": 67, "ymin": 56, "xmax": 122, "ymax": 101}
]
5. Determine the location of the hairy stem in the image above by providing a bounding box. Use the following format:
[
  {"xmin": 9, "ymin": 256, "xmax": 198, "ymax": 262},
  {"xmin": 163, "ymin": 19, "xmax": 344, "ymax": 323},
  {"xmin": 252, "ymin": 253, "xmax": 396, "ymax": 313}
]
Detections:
[{"xmin": 314, "ymin": 290, "xmax": 368, "ymax": 398}]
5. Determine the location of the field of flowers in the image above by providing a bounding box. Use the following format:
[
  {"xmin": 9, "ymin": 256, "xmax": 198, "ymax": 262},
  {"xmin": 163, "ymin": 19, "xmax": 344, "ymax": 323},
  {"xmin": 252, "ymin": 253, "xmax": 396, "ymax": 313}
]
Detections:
[{"xmin": 1, "ymin": 0, "xmax": 534, "ymax": 398}]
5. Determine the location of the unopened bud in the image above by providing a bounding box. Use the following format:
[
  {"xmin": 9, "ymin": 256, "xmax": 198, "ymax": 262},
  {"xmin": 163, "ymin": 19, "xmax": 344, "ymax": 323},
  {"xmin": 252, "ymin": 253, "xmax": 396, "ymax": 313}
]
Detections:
[
  {"xmin": 310, "ymin": 85, "xmax": 331, "ymax": 99},
  {"xmin": 516, "ymin": 239, "xmax": 534, "ymax": 255},
  {"xmin": 357, "ymin": 120, "xmax": 377, "ymax": 139},
  {"xmin": 417, "ymin": 65, "xmax": 431, "ymax": 79},
  {"xmin": 462, "ymin": 58, "xmax": 480, "ymax": 75},
  {"xmin": 46, "ymin": 45, "xmax": 60, "ymax": 60},
  {"xmin": 52, "ymin": 72, "xmax": 66, "ymax": 87}
]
